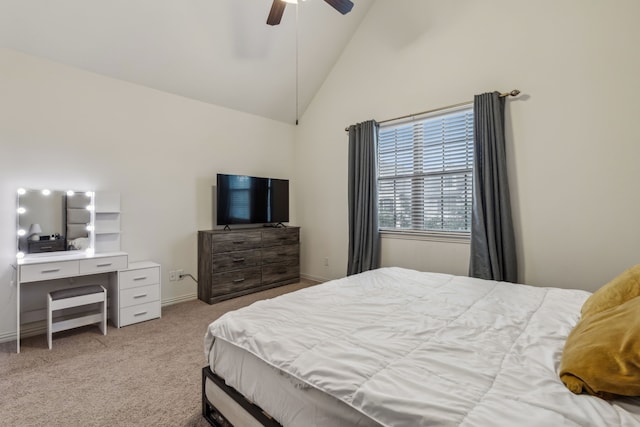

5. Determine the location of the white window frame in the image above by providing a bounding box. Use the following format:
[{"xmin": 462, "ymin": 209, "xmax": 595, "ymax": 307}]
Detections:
[{"xmin": 377, "ymin": 104, "xmax": 474, "ymax": 242}]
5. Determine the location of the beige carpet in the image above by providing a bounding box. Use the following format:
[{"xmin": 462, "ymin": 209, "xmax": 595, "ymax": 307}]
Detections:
[{"xmin": 0, "ymin": 280, "xmax": 317, "ymax": 427}]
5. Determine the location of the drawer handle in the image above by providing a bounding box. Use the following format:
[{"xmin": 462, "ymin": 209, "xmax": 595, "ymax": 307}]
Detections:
[
  {"xmin": 42, "ymin": 268, "xmax": 61, "ymax": 273},
  {"xmin": 232, "ymin": 258, "xmax": 245, "ymax": 263},
  {"xmin": 40, "ymin": 246, "xmax": 53, "ymax": 250},
  {"xmin": 133, "ymin": 276, "xmax": 147, "ymax": 281},
  {"xmin": 133, "ymin": 293, "xmax": 148, "ymax": 299},
  {"xmin": 233, "ymin": 278, "xmax": 245, "ymax": 283},
  {"xmin": 97, "ymin": 263, "xmax": 112, "ymax": 268},
  {"xmin": 134, "ymin": 311, "xmax": 148, "ymax": 317}
]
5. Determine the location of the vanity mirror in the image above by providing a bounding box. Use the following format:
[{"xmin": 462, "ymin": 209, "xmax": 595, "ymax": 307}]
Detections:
[{"xmin": 16, "ymin": 188, "xmax": 95, "ymax": 259}]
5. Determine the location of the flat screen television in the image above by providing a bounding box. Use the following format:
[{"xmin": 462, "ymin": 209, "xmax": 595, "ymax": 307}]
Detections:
[{"xmin": 216, "ymin": 174, "xmax": 289, "ymax": 226}]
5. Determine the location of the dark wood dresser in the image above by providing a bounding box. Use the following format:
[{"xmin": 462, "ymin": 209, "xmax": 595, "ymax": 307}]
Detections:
[{"xmin": 197, "ymin": 227, "xmax": 300, "ymax": 304}]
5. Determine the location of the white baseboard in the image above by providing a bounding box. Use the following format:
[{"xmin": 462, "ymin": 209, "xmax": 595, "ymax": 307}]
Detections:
[
  {"xmin": 161, "ymin": 293, "xmax": 197, "ymax": 307},
  {"xmin": 0, "ymin": 321, "xmax": 48, "ymax": 343},
  {"xmin": 3, "ymin": 284, "xmax": 326, "ymax": 344},
  {"xmin": 301, "ymin": 273, "xmax": 329, "ymax": 283},
  {"xmin": 0, "ymin": 294, "xmax": 199, "ymax": 344},
  {"xmin": 0, "ymin": 330, "xmax": 17, "ymax": 344}
]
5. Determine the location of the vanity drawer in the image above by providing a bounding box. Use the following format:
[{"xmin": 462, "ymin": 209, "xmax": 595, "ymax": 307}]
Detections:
[
  {"xmin": 79, "ymin": 255, "xmax": 128, "ymax": 275},
  {"xmin": 120, "ymin": 284, "xmax": 160, "ymax": 308},
  {"xmin": 20, "ymin": 261, "xmax": 79, "ymax": 283},
  {"xmin": 119, "ymin": 301, "xmax": 161, "ymax": 326},
  {"xmin": 119, "ymin": 267, "xmax": 160, "ymax": 290}
]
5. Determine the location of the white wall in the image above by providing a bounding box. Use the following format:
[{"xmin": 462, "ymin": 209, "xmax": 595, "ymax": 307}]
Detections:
[
  {"xmin": 0, "ymin": 48, "xmax": 295, "ymax": 340},
  {"xmin": 295, "ymin": 0, "xmax": 640, "ymax": 291}
]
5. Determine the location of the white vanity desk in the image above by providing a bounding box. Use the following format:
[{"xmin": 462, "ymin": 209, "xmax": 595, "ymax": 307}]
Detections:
[{"xmin": 15, "ymin": 251, "xmax": 128, "ymax": 353}]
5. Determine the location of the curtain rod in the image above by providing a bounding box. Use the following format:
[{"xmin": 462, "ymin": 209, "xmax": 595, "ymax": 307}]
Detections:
[{"xmin": 344, "ymin": 89, "xmax": 521, "ymax": 132}]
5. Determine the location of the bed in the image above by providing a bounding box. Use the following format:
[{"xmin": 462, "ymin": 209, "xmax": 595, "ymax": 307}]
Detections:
[{"xmin": 202, "ymin": 267, "xmax": 640, "ymax": 426}]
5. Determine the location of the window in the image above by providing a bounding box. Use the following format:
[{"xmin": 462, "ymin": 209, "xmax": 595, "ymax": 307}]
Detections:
[{"xmin": 377, "ymin": 105, "xmax": 474, "ymax": 237}]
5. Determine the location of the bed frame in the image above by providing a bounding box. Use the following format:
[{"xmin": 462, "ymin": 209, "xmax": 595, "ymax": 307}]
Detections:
[{"xmin": 202, "ymin": 366, "xmax": 282, "ymax": 427}]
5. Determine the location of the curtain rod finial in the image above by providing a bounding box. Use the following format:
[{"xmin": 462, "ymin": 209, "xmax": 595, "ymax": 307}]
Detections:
[{"xmin": 510, "ymin": 89, "xmax": 520, "ymax": 97}]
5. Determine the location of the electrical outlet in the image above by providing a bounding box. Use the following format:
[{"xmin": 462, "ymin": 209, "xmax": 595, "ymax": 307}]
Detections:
[
  {"xmin": 169, "ymin": 270, "xmax": 177, "ymax": 281},
  {"xmin": 176, "ymin": 269, "xmax": 184, "ymax": 280}
]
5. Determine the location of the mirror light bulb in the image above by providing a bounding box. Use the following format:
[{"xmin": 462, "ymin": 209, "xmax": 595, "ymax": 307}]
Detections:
[
  {"xmin": 67, "ymin": 190, "xmax": 75, "ymax": 196},
  {"xmin": 16, "ymin": 252, "xmax": 24, "ymax": 259},
  {"xmin": 41, "ymin": 189, "xmax": 51, "ymax": 196},
  {"xmin": 17, "ymin": 229, "xmax": 26, "ymax": 236},
  {"xmin": 17, "ymin": 188, "xmax": 26, "ymax": 195},
  {"xmin": 17, "ymin": 207, "xmax": 26, "ymax": 214},
  {"xmin": 86, "ymin": 205, "xmax": 94, "ymax": 211}
]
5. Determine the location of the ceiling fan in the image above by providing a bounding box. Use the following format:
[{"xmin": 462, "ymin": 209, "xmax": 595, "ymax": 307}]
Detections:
[{"xmin": 267, "ymin": 0, "xmax": 354, "ymax": 26}]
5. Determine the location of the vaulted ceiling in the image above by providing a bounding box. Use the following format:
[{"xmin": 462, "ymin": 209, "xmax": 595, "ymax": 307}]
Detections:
[{"xmin": 0, "ymin": 0, "xmax": 374, "ymax": 124}]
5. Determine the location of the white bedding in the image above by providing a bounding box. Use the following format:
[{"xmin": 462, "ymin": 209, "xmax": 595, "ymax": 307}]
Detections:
[
  {"xmin": 205, "ymin": 267, "xmax": 640, "ymax": 427},
  {"xmin": 209, "ymin": 337, "xmax": 382, "ymax": 426}
]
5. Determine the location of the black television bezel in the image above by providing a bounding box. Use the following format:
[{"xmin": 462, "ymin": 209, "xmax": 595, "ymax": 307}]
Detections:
[{"xmin": 216, "ymin": 173, "xmax": 289, "ymax": 226}]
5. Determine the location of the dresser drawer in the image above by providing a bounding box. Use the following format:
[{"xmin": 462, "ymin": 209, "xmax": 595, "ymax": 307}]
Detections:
[
  {"xmin": 212, "ymin": 249, "xmax": 261, "ymax": 272},
  {"xmin": 211, "ymin": 231, "xmax": 262, "ymax": 253},
  {"xmin": 20, "ymin": 260, "xmax": 79, "ymax": 283},
  {"xmin": 262, "ymin": 243, "xmax": 299, "ymax": 264},
  {"xmin": 119, "ymin": 301, "xmax": 161, "ymax": 326},
  {"xmin": 262, "ymin": 261, "xmax": 300, "ymax": 285},
  {"xmin": 262, "ymin": 228, "xmax": 299, "ymax": 247},
  {"xmin": 211, "ymin": 267, "xmax": 262, "ymax": 296},
  {"xmin": 119, "ymin": 267, "xmax": 160, "ymax": 290},
  {"xmin": 80, "ymin": 255, "xmax": 128, "ymax": 275},
  {"xmin": 120, "ymin": 284, "xmax": 160, "ymax": 308},
  {"xmin": 197, "ymin": 227, "xmax": 300, "ymax": 305}
]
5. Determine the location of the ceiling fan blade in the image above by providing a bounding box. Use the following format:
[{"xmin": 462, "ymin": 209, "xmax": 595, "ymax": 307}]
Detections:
[
  {"xmin": 267, "ymin": 0, "xmax": 286, "ymax": 26},
  {"xmin": 324, "ymin": 0, "xmax": 354, "ymax": 15}
]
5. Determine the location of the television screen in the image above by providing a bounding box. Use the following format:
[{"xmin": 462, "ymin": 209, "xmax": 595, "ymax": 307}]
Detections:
[{"xmin": 217, "ymin": 174, "xmax": 289, "ymax": 225}]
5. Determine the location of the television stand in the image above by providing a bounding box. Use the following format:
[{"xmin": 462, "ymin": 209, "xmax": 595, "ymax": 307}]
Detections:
[{"xmin": 197, "ymin": 226, "xmax": 300, "ymax": 304}]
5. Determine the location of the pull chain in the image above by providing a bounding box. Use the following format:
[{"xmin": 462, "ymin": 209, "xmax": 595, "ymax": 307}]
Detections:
[{"xmin": 295, "ymin": 2, "xmax": 299, "ymax": 125}]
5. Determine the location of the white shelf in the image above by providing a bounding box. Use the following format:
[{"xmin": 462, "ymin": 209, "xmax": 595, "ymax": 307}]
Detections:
[
  {"xmin": 94, "ymin": 191, "xmax": 121, "ymax": 253},
  {"xmin": 95, "ymin": 234, "xmax": 121, "ymax": 253},
  {"xmin": 95, "ymin": 192, "xmax": 120, "ymax": 213}
]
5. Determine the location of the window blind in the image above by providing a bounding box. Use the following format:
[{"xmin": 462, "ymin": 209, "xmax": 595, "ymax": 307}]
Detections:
[{"xmin": 378, "ymin": 105, "xmax": 474, "ymax": 234}]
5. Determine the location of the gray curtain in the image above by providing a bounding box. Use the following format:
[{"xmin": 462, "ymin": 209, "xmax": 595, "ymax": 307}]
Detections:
[
  {"xmin": 347, "ymin": 120, "xmax": 380, "ymax": 276},
  {"xmin": 469, "ymin": 92, "xmax": 518, "ymax": 282}
]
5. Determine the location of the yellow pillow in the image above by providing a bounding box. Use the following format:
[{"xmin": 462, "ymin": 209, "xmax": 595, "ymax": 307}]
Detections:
[
  {"xmin": 580, "ymin": 264, "xmax": 640, "ymax": 318},
  {"xmin": 560, "ymin": 296, "xmax": 640, "ymax": 399}
]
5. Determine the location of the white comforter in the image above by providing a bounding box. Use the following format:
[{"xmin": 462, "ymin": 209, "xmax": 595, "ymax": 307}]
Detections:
[{"xmin": 205, "ymin": 267, "xmax": 640, "ymax": 427}]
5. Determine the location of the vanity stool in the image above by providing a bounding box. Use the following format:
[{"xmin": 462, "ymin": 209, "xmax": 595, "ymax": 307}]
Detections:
[{"xmin": 47, "ymin": 284, "xmax": 107, "ymax": 349}]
